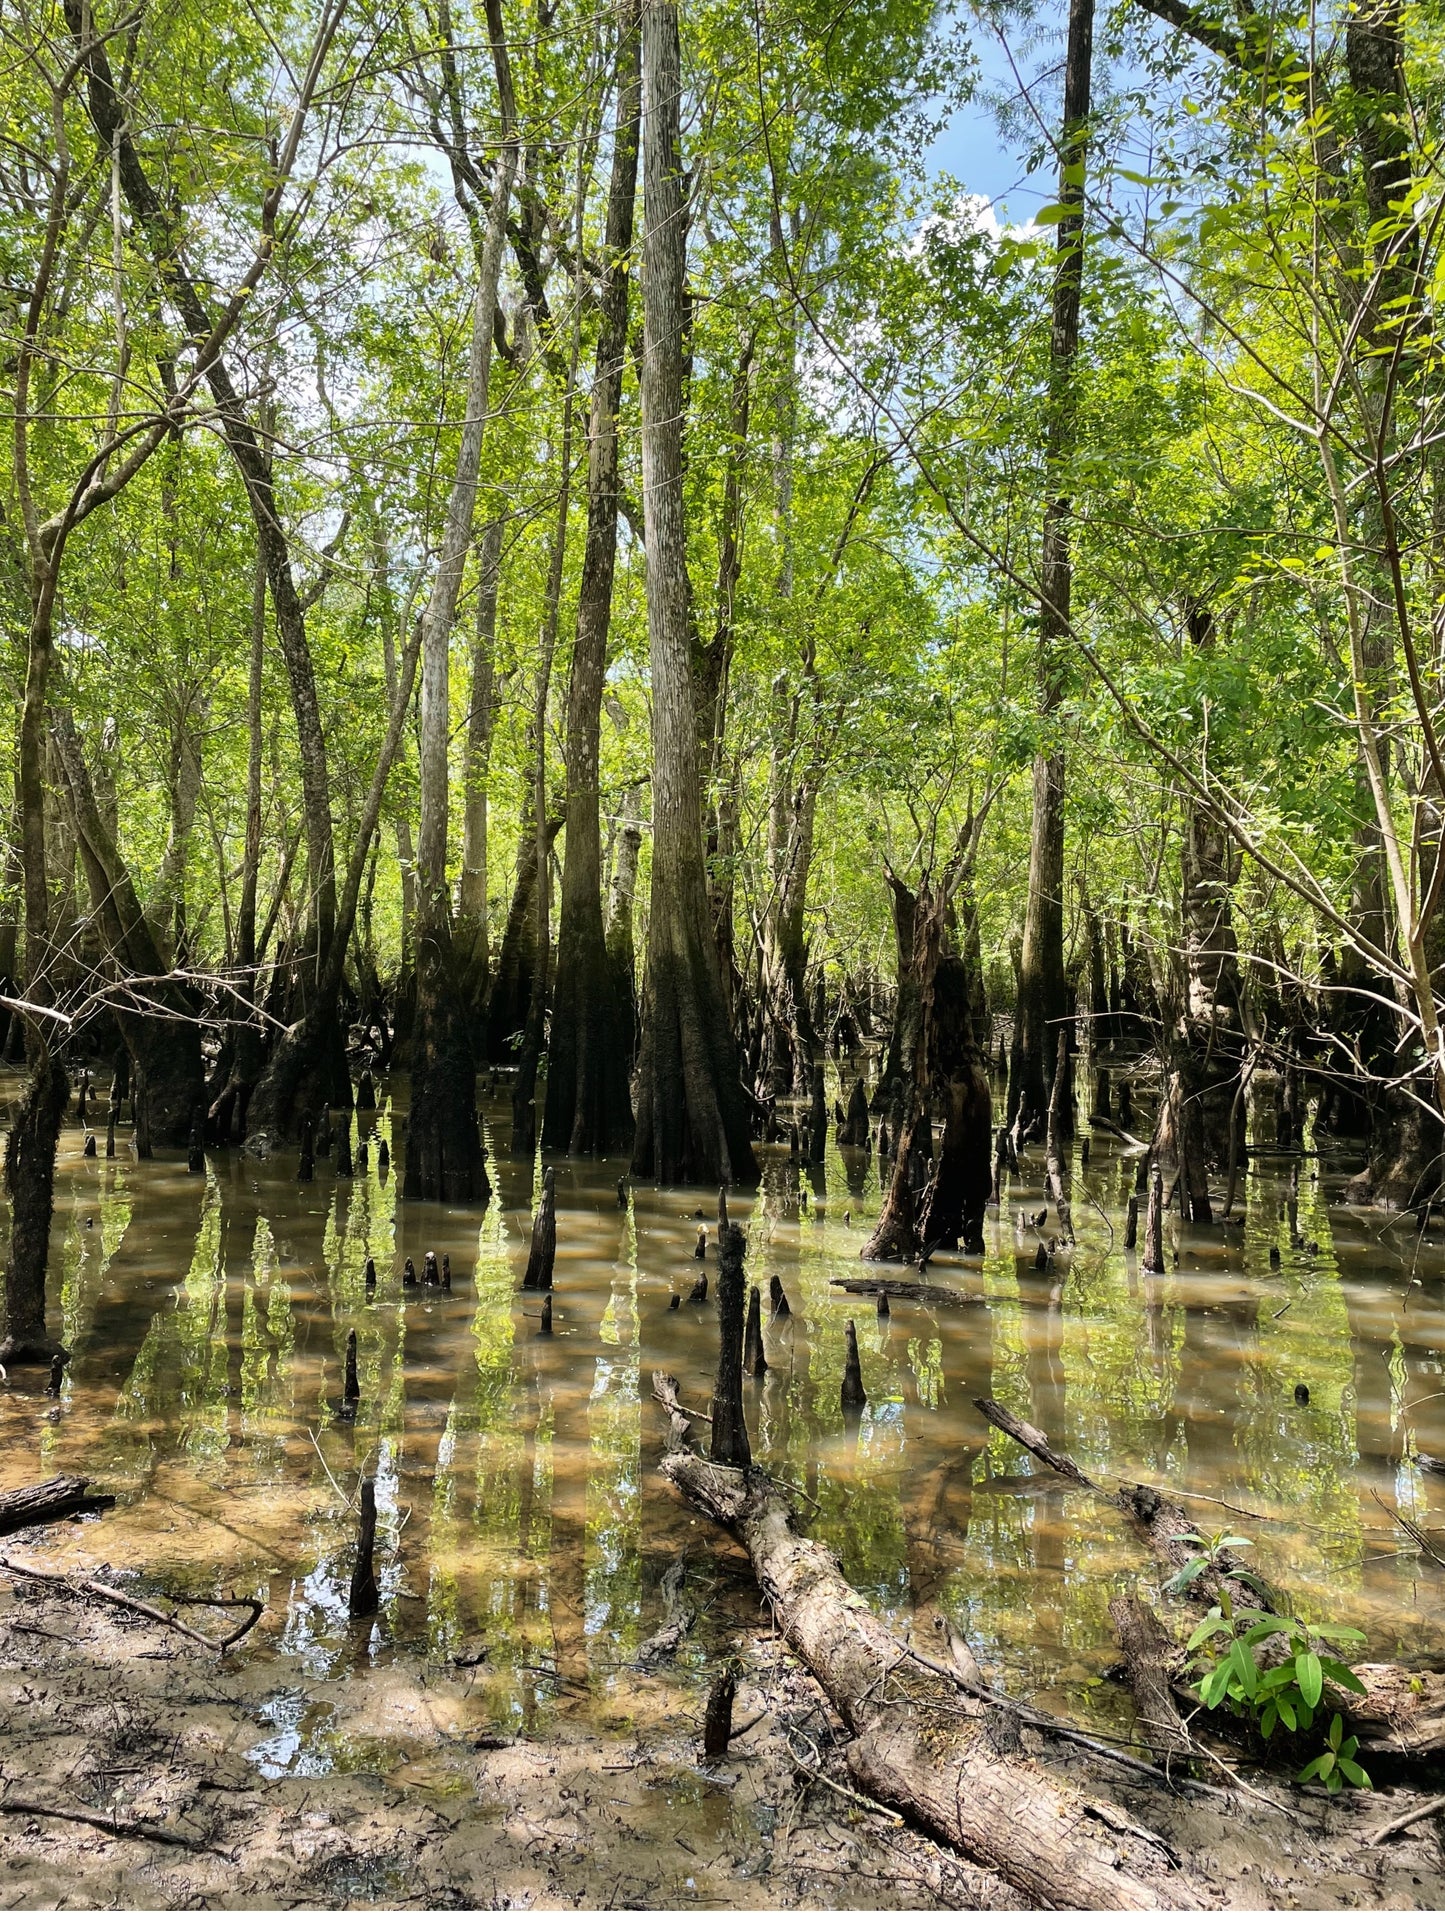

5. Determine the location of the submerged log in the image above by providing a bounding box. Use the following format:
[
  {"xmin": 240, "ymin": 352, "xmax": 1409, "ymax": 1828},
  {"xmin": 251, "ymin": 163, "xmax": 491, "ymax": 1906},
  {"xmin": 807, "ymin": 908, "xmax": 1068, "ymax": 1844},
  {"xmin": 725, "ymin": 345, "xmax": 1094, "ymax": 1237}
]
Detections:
[
  {"xmin": 653, "ymin": 1374, "xmax": 1198, "ymax": 1909},
  {"xmin": 522, "ymin": 1165, "xmax": 557, "ymax": 1291},
  {"xmin": 830, "ymin": 1276, "xmax": 978, "ymax": 1308},
  {"xmin": 633, "ymin": 1552, "xmax": 695, "ymax": 1667},
  {"xmin": 1109, "ymin": 1595, "xmax": 1195, "ymax": 1762},
  {"xmin": 977, "ymin": 1397, "xmax": 1445, "ymax": 1758},
  {"xmin": 0, "ymin": 1475, "xmax": 114, "ymax": 1536}
]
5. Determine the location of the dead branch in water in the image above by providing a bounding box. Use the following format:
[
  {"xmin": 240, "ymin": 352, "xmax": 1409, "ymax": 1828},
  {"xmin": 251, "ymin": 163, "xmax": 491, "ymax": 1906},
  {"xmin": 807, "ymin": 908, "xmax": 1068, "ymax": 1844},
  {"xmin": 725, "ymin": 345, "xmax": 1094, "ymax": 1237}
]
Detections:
[{"xmin": 0, "ymin": 1555, "xmax": 262, "ymax": 1652}]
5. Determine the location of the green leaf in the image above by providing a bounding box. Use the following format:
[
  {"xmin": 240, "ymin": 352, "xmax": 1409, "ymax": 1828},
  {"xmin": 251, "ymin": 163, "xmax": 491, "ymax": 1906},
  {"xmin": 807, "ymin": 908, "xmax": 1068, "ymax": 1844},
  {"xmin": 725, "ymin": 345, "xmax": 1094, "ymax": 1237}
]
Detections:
[
  {"xmin": 1319, "ymin": 1657, "xmax": 1366, "ymax": 1694},
  {"xmin": 1167, "ymin": 1556, "xmax": 1210, "ymax": 1594},
  {"xmin": 1277, "ymin": 1696, "xmax": 1297, "ymax": 1731},
  {"xmin": 1336, "ymin": 1759, "xmax": 1372, "ymax": 1789},
  {"xmin": 1260, "ymin": 1701, "xmax": 1277, "ymax": 1738},
  {"xmin": 1297, "ymin": 1754, "xmax": 1328, "ymax": 1784},
  {"xmin": 1229, "ymin": 1639, "xmax": 1258, "ymax": 1700},
  {"xmin": 1297, "ymin": 1651, "xmax": 1323, "ymax": 1708},
  {"xmin": 1186, "ymin": 1615, "xmax": 1231, "ymax": 1651}
]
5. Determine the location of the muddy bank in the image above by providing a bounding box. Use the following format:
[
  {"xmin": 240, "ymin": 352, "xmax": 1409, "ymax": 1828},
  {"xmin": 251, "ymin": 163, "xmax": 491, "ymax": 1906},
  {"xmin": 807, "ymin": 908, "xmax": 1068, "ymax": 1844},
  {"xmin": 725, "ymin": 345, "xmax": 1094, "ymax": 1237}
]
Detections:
[
  {"xmin": 0, "ymin": 1556, "xmax": 1011, "ymax": 1910},
  {"xmin": 5, "ymin": 1545, "xmax": 1445, "ymax": 1910}
]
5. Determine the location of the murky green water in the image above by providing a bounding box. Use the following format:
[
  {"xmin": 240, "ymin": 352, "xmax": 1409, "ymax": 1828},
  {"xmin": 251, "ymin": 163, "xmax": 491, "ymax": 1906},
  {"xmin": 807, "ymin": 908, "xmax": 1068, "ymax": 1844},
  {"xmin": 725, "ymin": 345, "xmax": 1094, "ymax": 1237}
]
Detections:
[{"xmin": 4, "ymin": 1070, "xmax": 1445, "ymax": 1774}]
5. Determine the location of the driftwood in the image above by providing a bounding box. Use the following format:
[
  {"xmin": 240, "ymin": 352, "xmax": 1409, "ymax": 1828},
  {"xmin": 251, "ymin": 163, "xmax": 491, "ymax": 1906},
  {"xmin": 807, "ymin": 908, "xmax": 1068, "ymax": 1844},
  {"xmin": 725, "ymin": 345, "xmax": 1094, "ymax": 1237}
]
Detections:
[
  {"xmin": 975, "ymin": 1398, "xmax": 1445, "ymax": 1758},
  {"xmin": 653, "ymin": 1371, "xmax": 1199, "ymax": 1910},
  {"xmin": 830, "ymin": 1277, "xmax": 978, "ymax": 1307},
  {"xmin": 0, "ymin": 1475, "xmax": 114, "ymax": 1536},
  {"xmin": 0, "ymin": 1555, "xmax": 261, "ymax": 1651}
]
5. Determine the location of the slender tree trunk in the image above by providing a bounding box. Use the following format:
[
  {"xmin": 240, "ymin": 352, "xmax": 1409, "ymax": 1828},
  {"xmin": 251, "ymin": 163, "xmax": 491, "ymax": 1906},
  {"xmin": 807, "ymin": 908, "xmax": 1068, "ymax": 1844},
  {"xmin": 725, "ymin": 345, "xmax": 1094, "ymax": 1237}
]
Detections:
[
  {"xmin": 456, "ymin": 518, "xmax": 503, "ymax": 1013},
  {"xmin": 545, "ymin": 0, "xmax": 641, "ymax": 1157},
  {"xmin": 632, "ymin": 0, "xmax": 757, "ymax": 1186},
  {"xmin": 1010, "ymin": 0, "xmax": 1095, "ymax": 1137},
  {"xmin": 406, "ymin": 58, "xmax": 517, "ymax": 1203}
]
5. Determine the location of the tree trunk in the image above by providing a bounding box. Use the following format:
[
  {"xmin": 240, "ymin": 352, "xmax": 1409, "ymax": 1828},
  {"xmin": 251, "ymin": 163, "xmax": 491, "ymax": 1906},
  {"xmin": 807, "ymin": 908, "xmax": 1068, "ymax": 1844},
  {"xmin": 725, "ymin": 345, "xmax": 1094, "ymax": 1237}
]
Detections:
[
  {"xmin": 630, "ymin": 0, "xmax": 756, "ymax": 1187},
  {"xmin": 545, "ymin": 2, "xmax": 640, "ymax": 1158},
  {"xmin": 51, "ymin": 710, "xmax": 205, "ymax": 1145},
  {"xmin": 405, "ymin": 92, "xmax": 516, "ymax": 1205},
  {"xmin": 455, "ymin": 518, "xmax": 503, "ymax": 1013},
  {"xmin": 1010, "ymin": 0, "xmax": 1095, "ymax": 1138}
]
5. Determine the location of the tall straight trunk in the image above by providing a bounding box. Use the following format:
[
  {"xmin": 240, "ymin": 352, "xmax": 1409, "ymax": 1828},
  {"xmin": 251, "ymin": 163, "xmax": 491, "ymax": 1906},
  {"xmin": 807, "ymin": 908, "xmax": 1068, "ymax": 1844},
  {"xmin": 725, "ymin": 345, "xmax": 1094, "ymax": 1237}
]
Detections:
[
  {"xmin": 456, "ymin": 518, "xmax": 503, "ymax": 1011},
  {"xmin": 545, "ymin": 0, "xmax": 641, "ymax": 1157},
  {"xmin": 406, "ymin": 27, "xmax": 518, "ymax": 1204},
  {"xmin": 1010, "ymin": 0, "xmax": 1095, "ymax": 1138},
  {"xmin": 71, "ymin": 8, "xmax": 353, "ymax": 1133},
  {"xmin": 631, "ymin": 0, "xmax": 757, "ymax": 1187}
]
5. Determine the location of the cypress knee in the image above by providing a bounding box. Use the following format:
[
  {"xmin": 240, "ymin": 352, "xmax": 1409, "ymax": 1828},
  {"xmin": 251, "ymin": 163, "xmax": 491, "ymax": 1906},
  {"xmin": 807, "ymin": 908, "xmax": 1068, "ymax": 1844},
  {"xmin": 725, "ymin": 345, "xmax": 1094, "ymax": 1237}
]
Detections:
[
  {"xmin": 769, "ymin": 1273, "xmax": 791, "ymax": 1320},
  {"xmin": 1125, "ymin": 1191, "xmax": 1139, "ymax": 1249},
  {"xmin": 343, "ymin": 1328, "xmax": 359, "ymax": 1409},
  {"xmin": 877, "ymin": 1288, "xmax": 890, "ymax": 1320},
  {"xmin": 364, "ymin": 1255, "xmax": 377, "ymax": 1291},
  {"xmin": 297, "ymin": 1116, "xmax": 315, "ymax": 1183},
  {"xmin": 743, "ymin": 1283, "xmax": 767, "ymax": 1377},
  {"xmin": 523, "ymin": 1165, "xmax": 557, "ymax": 1291},
  {"xmin": 358, "ymin": 1141, "xmax": 369, "ymax": 1172},
  {"xmin": 1143, "ymin": 1168, "xmax": 1165, "ymax": 1275},
  {"xmin": 349, "ymin": 1478, "xmax": 380, "ymax": 1617},
  {"xmin": 356, "ymin": 1068, "xmax": 377, "ymax": 1111},
  {"xmin": 694, "ymin": 1225, "xmax": 707, "ymax": 1259},
  {"xmin": 403, "ymin": 1255, "xmax": 417, "ymax": 1287},
  {"xmin": 702, "ymin": 1663, "xmax": 737, "ymax": 1759},
  {"xmin": 688, "ymin": 1267, "xmax": 708, "ymax": 1303},
  {"xmin": 841, "ymin": 1319, "xmax": 867, "ymax": 1415},
  {"xmin": 83, "ymin": 1133, "xmax": 96, "ymax": 1158},
  {"xmin": 710, "ymin": 1214, "xmax": 750, "ymax": 1468},
  {"xmin": 424, "ymin": 1250, "xmax": 439, "ymax": 1286},
  {"xmin": 336, "ymin": 1123, "xmax": 353, "ymax": 1177},
  {"xmin": 539, "ymin": 1292, "xmax": 553, "ymax": 1335},
  {"xmin": 105, "ymin": 1114, "xmax": 116, "ymax": 1159},
  {"xmin": 377, "ymin": 1138, "xmax": 389, "ymax": 1175},
  {"xmin": 47, "ymin": 1352, "xmax": 66, "ymax": 1396}
]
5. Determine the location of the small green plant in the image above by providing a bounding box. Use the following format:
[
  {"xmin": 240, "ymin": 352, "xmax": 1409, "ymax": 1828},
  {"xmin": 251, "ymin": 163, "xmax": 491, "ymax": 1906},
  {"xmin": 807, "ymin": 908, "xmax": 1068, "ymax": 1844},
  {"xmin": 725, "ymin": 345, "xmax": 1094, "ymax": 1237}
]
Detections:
[{"xmin": 1170, "ymin": 1530, "xmax": 1372, "ymax": 1793}]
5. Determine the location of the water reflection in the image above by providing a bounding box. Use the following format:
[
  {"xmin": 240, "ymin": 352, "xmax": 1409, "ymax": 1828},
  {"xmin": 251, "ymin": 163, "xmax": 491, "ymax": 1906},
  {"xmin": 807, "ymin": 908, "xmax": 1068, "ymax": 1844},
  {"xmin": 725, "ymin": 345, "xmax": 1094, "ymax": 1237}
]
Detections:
[{"xmin": 6, "ymin": 1076, "xmax": 1445, "ymax": 1752}]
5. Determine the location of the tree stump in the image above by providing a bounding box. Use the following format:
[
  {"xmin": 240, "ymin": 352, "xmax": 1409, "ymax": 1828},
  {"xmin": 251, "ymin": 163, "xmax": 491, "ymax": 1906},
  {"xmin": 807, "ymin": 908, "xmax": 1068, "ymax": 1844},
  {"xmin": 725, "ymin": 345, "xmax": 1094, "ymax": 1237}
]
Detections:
[{"xmin": 710, "ymin": 1207, "xmax": 751, "ymax": 1468}]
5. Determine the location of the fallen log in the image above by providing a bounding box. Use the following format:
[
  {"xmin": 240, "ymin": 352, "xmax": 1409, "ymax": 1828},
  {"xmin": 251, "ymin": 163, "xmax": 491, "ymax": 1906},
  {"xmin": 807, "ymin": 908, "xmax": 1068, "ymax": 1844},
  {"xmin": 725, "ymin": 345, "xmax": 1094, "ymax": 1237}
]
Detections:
[
  {"xmin": 0, "ymin": 1475, "xmax": 115, "ymax": 1536},
  {"xmin": 975, "ymin": 1397, "xmax": 1445, "ymax": 1758},
  {"xmin": 653, "ymin": 1371, "xmax": 1199, "ymax": 1910}
]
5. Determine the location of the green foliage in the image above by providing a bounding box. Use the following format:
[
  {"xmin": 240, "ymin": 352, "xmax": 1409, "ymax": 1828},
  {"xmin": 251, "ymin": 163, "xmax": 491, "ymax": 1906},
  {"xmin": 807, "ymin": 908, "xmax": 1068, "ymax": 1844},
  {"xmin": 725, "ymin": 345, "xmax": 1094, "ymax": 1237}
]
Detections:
[{"xmin": 1175, "ymin": 1531, "xmax": 1371, "ymax": 1792}]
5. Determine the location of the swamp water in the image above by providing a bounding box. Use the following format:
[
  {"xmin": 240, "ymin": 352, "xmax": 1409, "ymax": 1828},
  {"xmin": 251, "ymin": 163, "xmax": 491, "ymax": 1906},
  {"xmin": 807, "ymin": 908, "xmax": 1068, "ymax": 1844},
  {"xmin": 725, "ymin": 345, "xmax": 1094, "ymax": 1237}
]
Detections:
[{"xmin": 4, "ymin": 1075, "xmax": 1445, "ymax": 1789}]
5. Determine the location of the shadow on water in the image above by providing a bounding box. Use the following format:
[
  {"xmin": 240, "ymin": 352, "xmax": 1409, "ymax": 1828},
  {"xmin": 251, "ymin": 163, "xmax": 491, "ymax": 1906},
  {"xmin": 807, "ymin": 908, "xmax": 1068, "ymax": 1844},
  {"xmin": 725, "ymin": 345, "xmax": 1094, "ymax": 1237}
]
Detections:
[{"xmin": 7, "ymin": 1071, "xmax": 1445, "ymax": 1771}]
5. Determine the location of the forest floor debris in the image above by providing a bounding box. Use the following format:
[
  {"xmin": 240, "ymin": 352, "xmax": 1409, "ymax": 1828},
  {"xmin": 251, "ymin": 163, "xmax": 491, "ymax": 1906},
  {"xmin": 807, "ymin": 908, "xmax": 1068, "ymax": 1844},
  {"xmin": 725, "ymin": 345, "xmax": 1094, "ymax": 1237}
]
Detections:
[{"xmin": 3, "ymin": 1564, "xmax": 1445, "ymax": 1907}]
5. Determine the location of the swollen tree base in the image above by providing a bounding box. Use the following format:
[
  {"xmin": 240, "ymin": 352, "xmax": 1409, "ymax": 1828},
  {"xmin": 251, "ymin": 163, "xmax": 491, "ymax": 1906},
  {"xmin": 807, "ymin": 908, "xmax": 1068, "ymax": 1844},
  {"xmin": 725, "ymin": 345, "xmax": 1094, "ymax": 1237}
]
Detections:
[
  {"xmin": 1, "ymin": 1057, "xmax": 69, "ymax": 1366},
  {"xmin": 405, "ymin": 923, "xmax": 489, "ymax": 1205}
]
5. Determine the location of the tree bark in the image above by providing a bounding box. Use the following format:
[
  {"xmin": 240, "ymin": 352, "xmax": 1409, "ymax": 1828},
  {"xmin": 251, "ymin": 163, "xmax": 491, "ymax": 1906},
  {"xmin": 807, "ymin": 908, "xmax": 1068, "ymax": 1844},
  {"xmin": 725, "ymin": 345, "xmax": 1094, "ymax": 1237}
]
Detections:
[
  {"xmin": 405, "ymin": 59, "xmax": 516, "ymax": 1204},
  {"xmin": 455, "ymin": 518, "xmax": 504, "ymax": 1012},
  {"xmin": 545, "ymin": 0, "xmax": 641, "ymax": 1157},
  {"xmin": 1011, "ymin": 0, "xmax": 1095, "ymax": 1138},
  {"xmin": 631, "ymin": 0, "xmax": 757, "ymax": 1187}
]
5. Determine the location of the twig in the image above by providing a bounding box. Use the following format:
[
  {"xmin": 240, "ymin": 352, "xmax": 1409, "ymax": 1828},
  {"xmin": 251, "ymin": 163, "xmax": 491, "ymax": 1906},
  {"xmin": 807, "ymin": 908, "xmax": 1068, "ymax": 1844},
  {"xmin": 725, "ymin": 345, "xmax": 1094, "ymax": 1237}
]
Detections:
[
  {"xmin": 1364, "ymin": 1793, "xmax": 1445, "ymax": 1846},
  {"xmin": 1372, "ymin": 1491, "xmax": 1445, "ymax": 1570},
  {"xmin": 0, "ymin": 1556, "xmax": 262, "ymax": 1652},
  {"xmin": 0, "ymin": 1796, "xmax": 223, "ymax": 1853},
  {"xmin": 784, "ymin": 1742, "xmax": 905, "ymax": 1824},
  {"xmin": 308, "ymin": 1426, "xmax": 358, "ymax": 1508}
]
